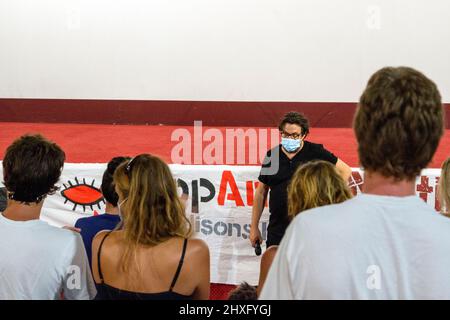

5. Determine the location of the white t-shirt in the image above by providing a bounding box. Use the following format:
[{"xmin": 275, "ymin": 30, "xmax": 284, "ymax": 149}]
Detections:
[
  {"xmin": 0, "ymin": 213, "xmax": 97, "ymax": 300},
  {"xmin": 260, "ymin": 194, "xmax": 450, "ymax": 300}
]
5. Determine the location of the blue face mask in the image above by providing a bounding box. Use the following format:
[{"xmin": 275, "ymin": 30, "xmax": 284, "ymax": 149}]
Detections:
[{"xmin": 281, "ymin": 137, "xmax": 301, "ymax": 153}]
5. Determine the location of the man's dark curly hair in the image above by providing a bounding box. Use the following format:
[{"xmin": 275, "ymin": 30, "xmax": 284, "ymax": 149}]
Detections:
[
  {"xmin": 101, "ymin": 156, "xmax": 131, "ymax": 206},
  {"xmin": 278, "ymin": 111, "xmax": 310, "ymax": 137},
  {"xmin": 228, "ymin": 282, "xmax": 257, "ymax": 300},
  {"xmin": 2, "ymin": 134, "xmax": 65, "ymax": 204}
]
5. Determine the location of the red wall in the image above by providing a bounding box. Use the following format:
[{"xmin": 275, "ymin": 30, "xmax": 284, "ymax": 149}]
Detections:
[{"xmin": 1, "ymin": 99, "xmax": 449, "ymax": 128}]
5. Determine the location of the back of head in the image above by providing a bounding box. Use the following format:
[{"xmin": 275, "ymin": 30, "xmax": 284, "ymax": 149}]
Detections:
[
  {"xmin": 101, "ymin": 156, "xmax": 131, "ymax": 207},
  {"xmin": 439, "ymin": 158, "xmax": 450, "ymax": 216},
  {"xmin": 288, "ymin": 160, "xmax": 352, "ymax": 218},
  {"xmin": 2, "ymin": 134, "xmax": 65, "ymax": 204},
  {"xmin": 114, "ymin": 154, "xmax": 191, "ymax": 247},
  {"xmin": 354, "ymin": 67, "xmax": 444, "ymax": 180},
  {"xmin": 228, "ymin": 282, "xmax": 257, "ymax": 300}
]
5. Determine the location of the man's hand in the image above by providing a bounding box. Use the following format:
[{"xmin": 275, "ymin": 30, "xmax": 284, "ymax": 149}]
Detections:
[
  {"xmin": 250, "ymin": 225, "xmax": 263, "ymax": 248},
  {"xmin": 250, "ymin": 182, "xmax": 268, "ymax": 248}
]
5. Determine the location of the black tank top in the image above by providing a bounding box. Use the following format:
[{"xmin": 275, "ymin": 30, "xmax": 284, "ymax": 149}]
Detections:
[{"xmin": 95, "ymin": 232, "xmax": 192, "ymax": 300}]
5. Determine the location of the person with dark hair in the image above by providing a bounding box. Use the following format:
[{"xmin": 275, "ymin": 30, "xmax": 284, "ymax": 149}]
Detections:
[
  {"xmin": 228, "ymin": 282, "xmax": 257, "ymax": 300},
  {"xmin": 0, "ymin": 134, "xmax": 96, "ymax": 299},
  {"xmin": 75, "ymin": 156, "xmax": 131, "ymax": 267},
  {"xmin": 261, "ymin": 67, "xmax": 450, "ymax": 299},
  {"xmin": 250, "ymin": 111, "xmax": 351, "ymax": 248}
]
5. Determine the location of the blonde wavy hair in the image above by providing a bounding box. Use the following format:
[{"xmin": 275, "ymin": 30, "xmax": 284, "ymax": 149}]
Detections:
[
  {"xmin": 439, "ymin": 158, "xmax": 450, "ymax": 217},
  {"xmin": 288, "ymin": 160, "xmax": 353, "ymax": 219},
  {"xmin": 113, "ymin": 154, "xmax": 191, "ymax": 272}
]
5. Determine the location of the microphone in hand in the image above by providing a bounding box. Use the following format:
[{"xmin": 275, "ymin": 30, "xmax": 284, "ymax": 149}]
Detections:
[{"xmin": 255, "ymin": 240, "xmax": 262, "ymax": 256}]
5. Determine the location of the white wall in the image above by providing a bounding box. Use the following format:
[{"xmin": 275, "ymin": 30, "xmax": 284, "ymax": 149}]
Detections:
[{"xmin": 0, "ymin": 0, "xmax": 449, "ymax": 102}]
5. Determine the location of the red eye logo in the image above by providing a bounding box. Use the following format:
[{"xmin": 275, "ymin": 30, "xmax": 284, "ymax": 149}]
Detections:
[{"xmin": 61, "ymin": 177, "xmax": 105, "ymax": 212}]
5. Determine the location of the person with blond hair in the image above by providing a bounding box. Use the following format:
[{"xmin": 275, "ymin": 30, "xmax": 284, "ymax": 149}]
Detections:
[
  {"xmin": 91, "ymin": 154, "xmax": 210, "ymax": 300},
  {"xmin": 260, "ymin": 67, "xmax": 450, "ymax": 299},
  {"xmin": 256, "ymin": 160, "xmax": 352, "ymax": 296},
  {"xmin": 439, "ymin": 158, "xmax": 450, "ymax": 217}
]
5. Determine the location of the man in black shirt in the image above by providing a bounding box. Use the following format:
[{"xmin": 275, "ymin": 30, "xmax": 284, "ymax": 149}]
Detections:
[{"xmin": 250, "ymin": 112, "xmax": 352, "ymax": 248}]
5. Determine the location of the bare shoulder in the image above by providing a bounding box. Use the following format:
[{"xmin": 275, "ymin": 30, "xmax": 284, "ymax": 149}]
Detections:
[
  {"xmin": 187, "ymin": 238, "xmax": 209, "ymax": 250},
  {"xmin": 92, "ymin": 230, "xmax": 114, "ymax": 253},
  {"xmin": 186, "ymin": 238, "xmax": 210, "ymax": 257},
  {"xmin": 93, "ymin": 230, "xmax": 110, "ymax": 244}
]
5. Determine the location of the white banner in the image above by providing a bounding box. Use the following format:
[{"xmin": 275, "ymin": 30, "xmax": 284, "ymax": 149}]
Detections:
[{"xmin": 0, "ymin": 163, "xmax": 443, "ymax": 285}]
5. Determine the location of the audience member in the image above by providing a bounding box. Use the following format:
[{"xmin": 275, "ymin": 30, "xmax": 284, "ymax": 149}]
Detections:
[
  {"xmin": 91, "ymin": 154, "xmax": 210, "ymax": 300},
  {"xmin": 228, "ymin": 282, "xmax": 257, "ymax": 300},
  {"xmin": 75, "ymin": 156, "xmax": 130, "ymax": 267},
  {"xmin": 257, "ymin": 160, "xmax": 352, "ymax": 296},
  {"xmin": 0, "ymin": 134, "xmax": 96, "ymax": 299}
]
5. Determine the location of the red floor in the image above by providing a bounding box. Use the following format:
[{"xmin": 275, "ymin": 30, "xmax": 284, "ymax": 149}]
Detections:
[{"xmin": 0, "ymin": 122, "xmax": 449, "ymax": 167}]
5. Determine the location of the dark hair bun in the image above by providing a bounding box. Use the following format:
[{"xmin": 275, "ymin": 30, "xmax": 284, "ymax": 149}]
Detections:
[{"xmin": 107, "ymin": 157, "xmax": 130, "ymax": 175}]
